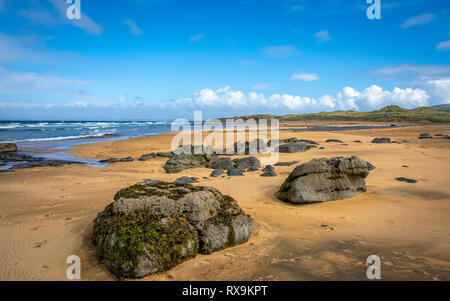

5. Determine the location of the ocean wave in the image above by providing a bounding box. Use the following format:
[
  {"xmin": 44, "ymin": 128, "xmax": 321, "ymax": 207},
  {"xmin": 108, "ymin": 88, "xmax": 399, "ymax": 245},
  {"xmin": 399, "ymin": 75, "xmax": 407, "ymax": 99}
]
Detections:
[{"xmin": 3, "ymin": 131, "xmax": 119, "ymax": 143}]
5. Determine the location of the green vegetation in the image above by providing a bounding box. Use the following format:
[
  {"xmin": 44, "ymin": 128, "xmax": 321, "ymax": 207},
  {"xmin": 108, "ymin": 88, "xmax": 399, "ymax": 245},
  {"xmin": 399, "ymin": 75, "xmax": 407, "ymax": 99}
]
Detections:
[{"xmin": 233, "ymin": 106, "xmax": 450, "ymax": 123}]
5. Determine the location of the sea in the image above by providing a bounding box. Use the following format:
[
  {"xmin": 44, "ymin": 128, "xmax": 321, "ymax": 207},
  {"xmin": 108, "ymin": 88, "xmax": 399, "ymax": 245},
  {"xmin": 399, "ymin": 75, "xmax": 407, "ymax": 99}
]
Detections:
[{"xmin": 0, "ymin": 120, "xmax": 173, "ymax": 168}]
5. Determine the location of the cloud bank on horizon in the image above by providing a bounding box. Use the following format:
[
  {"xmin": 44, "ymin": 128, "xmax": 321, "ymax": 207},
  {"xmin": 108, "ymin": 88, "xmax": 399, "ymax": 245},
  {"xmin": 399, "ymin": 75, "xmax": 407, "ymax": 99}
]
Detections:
[{"xmin": 0, "ymin": 0, "xmax": 449, "ymax": 120}]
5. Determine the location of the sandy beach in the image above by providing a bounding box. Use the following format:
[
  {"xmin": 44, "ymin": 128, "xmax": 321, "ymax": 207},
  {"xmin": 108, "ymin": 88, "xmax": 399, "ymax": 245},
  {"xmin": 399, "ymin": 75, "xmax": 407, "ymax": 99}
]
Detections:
[{"xmin": 0, "ymin": 121, "xmax": 449, "ymax": 281}]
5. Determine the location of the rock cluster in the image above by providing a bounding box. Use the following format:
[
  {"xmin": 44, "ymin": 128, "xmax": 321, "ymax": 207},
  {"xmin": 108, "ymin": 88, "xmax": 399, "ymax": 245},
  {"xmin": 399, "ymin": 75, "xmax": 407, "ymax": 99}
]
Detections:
[
  {"xmin": 92, "ymin": 180, "xmax": 252, "ymax": 279},
  {"xmin": 277, "ymin": 156, "xmax": 371, "ymax": 204},
  {"xmin": 0, "ymin": 143, "xmax": 17, "ymax": 153},
  {"xmin": 371, "ymin": 138, "xmax": 391, "ymax": 144}
]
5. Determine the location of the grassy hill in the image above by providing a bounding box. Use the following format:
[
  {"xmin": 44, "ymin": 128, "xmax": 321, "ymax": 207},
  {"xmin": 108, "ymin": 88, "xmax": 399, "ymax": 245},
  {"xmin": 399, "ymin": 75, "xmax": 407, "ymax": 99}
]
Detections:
[{"xmin": 232, "ymin": 106, "xmax": 450, "ymax": 123}]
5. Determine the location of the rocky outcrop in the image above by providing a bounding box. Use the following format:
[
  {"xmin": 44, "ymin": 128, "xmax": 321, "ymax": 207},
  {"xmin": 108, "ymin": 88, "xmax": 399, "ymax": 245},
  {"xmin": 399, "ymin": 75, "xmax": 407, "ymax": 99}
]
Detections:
[
  {"xmin": 210, "ymin": 169, "xmax": 225, "ymax": 177},
  {"xmin": 92, "ymin": 180, "xmax": 252, "ymax": 279},
  {"xmin": 278, "ymin": 142, "xmax": 309, "ymax": 153},
  {"xmin": 100, "ymin": 157, "xmax": 134, "ymax": 163},
  {"xmin": 277, "ymin": 156, "xmax": 371, "ymax": 204},
  {"xmin": 371, "ymin": 138, "xmax": 391, "ymax": 144},
  {"xmin": 326, "ymin": 139, "xmax": 344, "ymax": 143},
  {"xmin": 139, "ymin": 153, "xmax": 158, "ymax": 161},
  {"xmin": 164, "ymin": 153, "xmax": 261, "ymax": 174},
  {"xmin": 163, "ymin": 154, "xmax": 212, "ymax": 173},
  {"xmin": 260, "ymin": 165, "xmax": 277, "ymax": 177},
  {"xmin": 274, "ymin": 161, "xmax": 299, "ymax": 167},
  {"xmin": 174, "ymin": 177, "xmax": 199, "ymax": 184},
  {"xmin": 0, "ymin": 143, "xmax": 17, "ymax": 153}
]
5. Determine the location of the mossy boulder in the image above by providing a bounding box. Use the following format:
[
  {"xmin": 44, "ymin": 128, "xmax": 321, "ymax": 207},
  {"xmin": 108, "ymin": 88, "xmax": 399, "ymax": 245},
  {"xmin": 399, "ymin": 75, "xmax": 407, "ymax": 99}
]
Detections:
[
  {"xmin": 277, "ymin": 156, "xmax": 370, "ymax": 204},
  {"xmin": 163, "ymin": 154, "xmax": 213, "ymax": 173},
  {"xmin": 92, "ymin": 180, "xmax": 252, "ymax": 279},
  {"xmin": 0, "ymin": 143, "xmax": 17, "ymax": 153}
]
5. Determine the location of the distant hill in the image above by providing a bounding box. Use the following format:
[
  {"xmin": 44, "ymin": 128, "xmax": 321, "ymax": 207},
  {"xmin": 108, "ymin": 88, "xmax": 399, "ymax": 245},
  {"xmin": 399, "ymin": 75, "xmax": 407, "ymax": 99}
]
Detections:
[
  {"xmin": 431, "ymin": 104, "xmax": 450, "ymax": 111},
  {"xmin": 232, "ymin": 105, "xmax": 450, "ymax": 123}
]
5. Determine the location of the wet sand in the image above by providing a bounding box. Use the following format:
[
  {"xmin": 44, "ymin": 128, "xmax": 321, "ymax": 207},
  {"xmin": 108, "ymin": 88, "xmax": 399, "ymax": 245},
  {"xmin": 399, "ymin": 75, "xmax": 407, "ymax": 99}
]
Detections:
[{"xmin": 0, "ymin": 121, "xmax": 449, "ymax": 280}]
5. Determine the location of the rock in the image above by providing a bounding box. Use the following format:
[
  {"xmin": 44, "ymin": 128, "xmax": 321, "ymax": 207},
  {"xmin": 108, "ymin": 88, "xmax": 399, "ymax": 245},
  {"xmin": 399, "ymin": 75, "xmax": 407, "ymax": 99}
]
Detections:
[
  {"xmin": 234, "ymin": 139, "xmax": 267, "ymax": 155},
  {"xmin": 157, "ymin": 152, "xmax": 174, "ymax": 158},
  {"xmin": 139, "ymin": 153, "xmax": 158, "ymax": 161},
  {"xmin": 260, "ymin": 165, "xmax": 277, "ymax": 177},
  {"xmin": 207, "ymin": 157, "xmax": 234, "ymax": 170},
  {"xmin": 353, "ymin": 140, "xmax": 362, "ymax": 143},
  {"xmin": 247, "ymin": 166, "xmax": 260, "ymax": 172},
  {"xmin": 298, "ymin": 139, "xmax": 318, "ymax": 145},
  {"xmin": 366, "ymin": 161, "xmax": 376, "ymax": 171},
  {"xmin": 92, "ymin": 180, "xmax": 252, "ymax": 278},
  {"xmin": 227, "ymin": 168, "xmax": 244, "ymax": 176},
  {"xmin": 319, "ymin": 147, "xmax": 325, "ymax": 150},
  {"xmin": 210, "ymin": 169, "xmax": 225, "ymax": 177},
  {"xmin": 284, "ymin": 137, "xmax": 298, "ymax": 143},
  {"xmin": 174, "ymin": 177, "xmax": 199, "ymax": 184},
  {"xmin": 326, "ymin": 139, "xmax": 344, "ymax": 143},
  {"xmin": 306, "ymin": 145, "xmax": 318, "ymax": 150},
  {"xmin": 0, "ymin": 143, "xmax": 17, "ymax": 153},
  {"xmin": 278, "ymin": 142, "xmax": 309, "ymax": 153},
  {"xmin": 277, "ymin": 156, "xmax": 370, "ymax": 204},
  {"xmin": 395, "ymin": 177, "xmax": 418, "ymax": 184},
  {"xmin": 371, "ymin": 138, "xmax": 391, "ymax": 144},
  {"xmin": 0, "ymin": 162, "xmax": 5, "ymax": 167},
  {"xmin": 163, "ymin": 154, "xmax": 211, "ymax": 174},
  {"xmin": 274, "ymin": 161, "xmax": 299, "ymax": 167},
  {"xmin": 11, "ymin": 160, "xmax": 78, "ymax": 170},
  {"xmin": 402, "ymin": 165, "xmax": 409, "ymax": 168},
  {"xmin": 419, "ymin": 133, "xmax": 433, "ymax": 139},
  {"xmin": 234, "ymin": 157, "xmax": 261, "ymax": 170},
  {"xmin": 100, "ymin": 157, "xmax": 133, "ymax": 163}
]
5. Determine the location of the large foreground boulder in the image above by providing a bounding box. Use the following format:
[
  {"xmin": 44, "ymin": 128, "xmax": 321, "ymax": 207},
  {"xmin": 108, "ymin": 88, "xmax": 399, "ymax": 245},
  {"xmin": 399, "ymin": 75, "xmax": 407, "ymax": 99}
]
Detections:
[
  {"xmin": 277, "ymin": 156, "xmax": 370, "ymax": 204},
  {"xmin": 92, "ymin": 180, "xmax": 252, "ymax": 279}
]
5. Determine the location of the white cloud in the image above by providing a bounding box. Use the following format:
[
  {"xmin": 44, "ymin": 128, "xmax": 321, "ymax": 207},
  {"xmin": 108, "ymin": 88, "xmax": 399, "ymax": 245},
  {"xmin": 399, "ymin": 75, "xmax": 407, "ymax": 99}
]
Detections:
[
  {"xmin": 189, "ymin": 33, "xmax": 205, "ymax": 43},
  {"xmin": 0, "ymin": 66, "xmax": 93, "ymax": 95},
  {"xmin": 314, "ymin": 30, "xmax": 332, "ymax": 43},
  {"xmin": 291, "ymin": 72, "xmax": 320, "ymax": 82},
  {"xmin": 436, "ymin": 40, "xmax": 450, "ymax": 51},
  {"xmin": 401, "ymin": 13, "xmax": 435, "ymax": 28},
  {"xmin": 262, "ymin": 45, "xmax": 300, "ymax": 58},
  {"xmin": 251, "ymin": 83, "xmax": 272, "ymax": 90},
  {"xmin": 370, "ymin": 64, "xmax": 450, "ymax": 80},
  {"xmin": 122, "ymin": 19, "xmax": 144, "ymax": 36},
  {"xmin": 417, "ymin": 78, "xmax": 450, "ymax": 104}
]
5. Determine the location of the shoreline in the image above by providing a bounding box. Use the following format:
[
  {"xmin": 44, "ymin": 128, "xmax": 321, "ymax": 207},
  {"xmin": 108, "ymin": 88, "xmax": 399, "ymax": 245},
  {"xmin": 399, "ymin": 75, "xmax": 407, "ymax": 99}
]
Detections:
[{"xmin": 0, "ymin": 121, "xmax": 449, "ymax": 280}]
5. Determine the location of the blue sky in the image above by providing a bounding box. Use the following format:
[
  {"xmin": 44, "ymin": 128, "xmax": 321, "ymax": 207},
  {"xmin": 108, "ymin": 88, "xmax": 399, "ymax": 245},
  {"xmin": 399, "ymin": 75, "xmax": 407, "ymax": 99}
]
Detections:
[{"xmin": 0, "ymin": 0, "xmax": 449, "ymax": 120}]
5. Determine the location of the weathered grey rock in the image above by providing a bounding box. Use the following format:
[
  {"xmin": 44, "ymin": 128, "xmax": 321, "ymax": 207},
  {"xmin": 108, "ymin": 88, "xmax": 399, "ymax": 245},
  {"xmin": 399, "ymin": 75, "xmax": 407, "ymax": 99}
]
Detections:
[
  {"xmin": 419, "ymin": 133, "xmax": 433, "ymax": 139},
  {"xmin": 366, "ymin": 162, "xmax": 376, "ymax": 171},
  {"xmin": 395, "ymin": 177, "xmax": 418, "ymax": 184},
  {"xmin": 326, "ymin": 139, "xmax": 344, "ymax": 143},
  {"xmin": 100, "ymin": 157, "xmax": 133, "ymax": 163},
  {"xmin": 277, "ymin": 156, "xmax": 370, "ymax": 204},
  {"xmin": 353, "ymin": 140, "xmax": 362, "ymax": 143},
  {"xmin": 157, "ymin": 152, "xmax": 174, "ymax": 158},
  {"xmin": 298, "ymin": 139, "xmax": 318, "ymax": 145},
  {"xmin": 163, "ymin": 154, "xmax": 211, "ymax": 173},
  {"xmin": 92, "ymin": 180, "xmax": 252, "ymax": 278},
  {"xmin": 260, "ymin": 165, "xmax": 277, "ymax": 177},
  {"xmin": 274, "ymin": 161, "xmax": 299, "ymax": 167},
  {"xmin": 247, "ymin": 166, "xmax": 260, "ymax": 172},
  {"xmin": 278, "ymin": 142, "xmax": 309, "ymax": 153},
  {"xmin": 174, "ymin": 177, "xmax": 199, "ymax": 184},
  {"xmin": 234, "ymin": 157, "xmax": 261, "ymax": 170},
  {"xmin": 139, "ymin": 153, "xmax": 158, "ymax": 161},
  {"xmin": 210, "ymin": 169, "xmax": 225, "ymax": 177},
  {"xmin": 372, "ymin": 137, "xmax": 391, "ymax": 144},
  {"xmin": 0, "ymin": 143, "xmax": 17, "ymax": 153},
  {"xmin": 227, "ymin": 168, "xmax": 244, "ymax": 176},
  {"xmin": 207, "ymin": 157, "xmax": 234, "ymax": 170}
]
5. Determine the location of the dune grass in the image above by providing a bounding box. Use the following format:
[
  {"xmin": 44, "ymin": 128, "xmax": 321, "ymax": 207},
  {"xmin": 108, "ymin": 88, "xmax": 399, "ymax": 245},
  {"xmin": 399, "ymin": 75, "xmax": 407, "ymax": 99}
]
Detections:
[{"xmin": 233, "ymin": 106, "xmax": 450, "ymax": 123}]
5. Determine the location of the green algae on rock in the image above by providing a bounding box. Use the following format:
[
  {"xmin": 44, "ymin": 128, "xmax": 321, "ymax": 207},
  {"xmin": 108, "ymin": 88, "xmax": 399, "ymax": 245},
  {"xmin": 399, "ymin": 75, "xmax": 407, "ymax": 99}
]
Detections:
[{"xmin": 92, "ymin": 179, "xmax": 252, "ymax": 279}]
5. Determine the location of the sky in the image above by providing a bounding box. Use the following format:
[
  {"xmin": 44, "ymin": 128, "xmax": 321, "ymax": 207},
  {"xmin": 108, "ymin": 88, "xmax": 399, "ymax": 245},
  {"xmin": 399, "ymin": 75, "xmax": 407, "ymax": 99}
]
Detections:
[{"xmin": 0, "ymin": 0, "xmax": 449, "ymax": 120}]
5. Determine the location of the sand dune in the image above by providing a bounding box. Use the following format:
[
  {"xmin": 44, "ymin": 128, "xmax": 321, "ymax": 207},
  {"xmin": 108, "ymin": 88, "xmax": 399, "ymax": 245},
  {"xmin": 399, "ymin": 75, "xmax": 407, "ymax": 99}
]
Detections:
[{"xmin": 0, "ymin": 121, "xmax": 449, "ymax": 280}]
